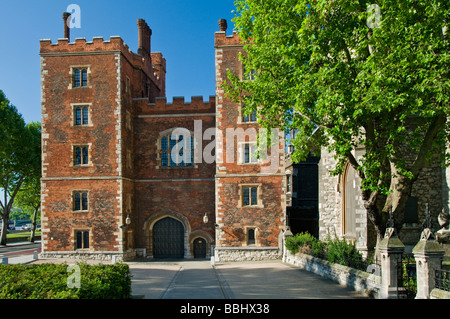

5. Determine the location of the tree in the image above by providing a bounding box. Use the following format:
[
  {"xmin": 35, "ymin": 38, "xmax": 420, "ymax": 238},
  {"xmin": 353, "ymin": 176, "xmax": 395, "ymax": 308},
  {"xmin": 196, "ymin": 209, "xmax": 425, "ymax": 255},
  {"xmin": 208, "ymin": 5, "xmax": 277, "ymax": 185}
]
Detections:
[
  {"xmin": 225, "ymin": 0, "xmax": 449, "ymax": 244},
  {"xmin": 0, "ymin": 90, "xmax": 41, "ymax": 245},
  {"xmin": 14, "ymin": 122, "xmax": 42, "ymax": 242}
]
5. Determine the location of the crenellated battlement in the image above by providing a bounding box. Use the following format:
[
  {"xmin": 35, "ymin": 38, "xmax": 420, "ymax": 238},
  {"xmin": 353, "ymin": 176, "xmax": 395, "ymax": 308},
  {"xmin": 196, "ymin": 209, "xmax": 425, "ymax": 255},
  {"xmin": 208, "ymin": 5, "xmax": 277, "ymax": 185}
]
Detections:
[
  {"xmin": 40, "ymin": 36, "xmax": 126, "ymax": 53},
  {"xmin": 136, "ymin": 95, "xmax": 216, "ymax": 115},
  {"xmin": 39, "ymin": 36, "xmax": 148, "ymax": 70},
  {"xmin": 214, "ymin": 31, "xmax": 242, "ymax": 48},
  {"xmin": 214, "ymin": 19, "xmax": 243, "ymax": 48}
]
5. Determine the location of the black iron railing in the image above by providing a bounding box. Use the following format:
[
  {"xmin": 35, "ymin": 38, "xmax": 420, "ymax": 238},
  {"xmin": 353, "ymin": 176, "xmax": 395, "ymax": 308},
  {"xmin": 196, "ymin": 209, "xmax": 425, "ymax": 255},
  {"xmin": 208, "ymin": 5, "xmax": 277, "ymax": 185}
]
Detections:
[
  {"xmin": 435, "ymin": 269, "xmax": 450, "ymax": 292},
  {"xmin": 401, "ymin": 254, "xmax": 417, "ymax": 298}
]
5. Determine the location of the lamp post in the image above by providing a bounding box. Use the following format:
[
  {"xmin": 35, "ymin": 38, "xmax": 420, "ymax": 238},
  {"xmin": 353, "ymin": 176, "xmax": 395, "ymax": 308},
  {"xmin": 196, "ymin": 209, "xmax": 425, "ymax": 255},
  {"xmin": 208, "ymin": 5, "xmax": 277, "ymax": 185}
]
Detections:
[{"xmin": 120, "ymin": 214, "xmax": 131, "ymax": 229}]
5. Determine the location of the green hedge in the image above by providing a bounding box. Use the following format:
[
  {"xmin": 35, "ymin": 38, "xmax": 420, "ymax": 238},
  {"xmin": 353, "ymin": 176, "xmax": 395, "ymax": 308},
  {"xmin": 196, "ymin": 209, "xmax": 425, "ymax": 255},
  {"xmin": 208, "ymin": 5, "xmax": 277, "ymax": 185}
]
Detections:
[
  {"xmin": 285, "ymin": 232, "xmax": 369, "ymax": 271},
  {"xmin": 0, "ymin": 263, "xmax": 132, "ymax": 299}
]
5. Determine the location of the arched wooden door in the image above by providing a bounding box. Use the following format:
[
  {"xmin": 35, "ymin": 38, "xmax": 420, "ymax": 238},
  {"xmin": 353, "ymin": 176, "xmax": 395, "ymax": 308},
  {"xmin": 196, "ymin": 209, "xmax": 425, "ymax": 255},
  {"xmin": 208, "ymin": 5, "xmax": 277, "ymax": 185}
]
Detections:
[
  {"xmin": 193, "ymin": 238, "xmax": 206, "ymax": 259},
  {"xmin": 153, "ymin": 217, "xmax": 185, "ymax": 258}
]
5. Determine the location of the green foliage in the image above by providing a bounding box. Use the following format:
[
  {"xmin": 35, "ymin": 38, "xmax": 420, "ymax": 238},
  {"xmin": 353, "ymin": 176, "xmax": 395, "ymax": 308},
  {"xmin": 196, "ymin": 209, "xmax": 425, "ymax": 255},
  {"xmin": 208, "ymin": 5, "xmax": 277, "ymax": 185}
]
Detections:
[
  {"xmin": 285, "ymin": 232, "xmax": 317, "ymax": 254},
  {"xmin": 285, "ymin": 232, "xmax": 368, "ymax": 271},
  {"xmin": 0, "ymin": 263, "xmax": 132, "ymax": 299},
  {"xmin": 226, "ymin": 0, "xmax": 450, "ymax": 238},
  {"xmin": 402, "ymin": 255, "xmax": 417, "ymax": 298},
  {"xmin": 326, "ymin": 238, "xmax": 367, "ymax": 270},
  {"xmin": 0, "ymin": 90, "xmax": 41, "ymax": 245}
]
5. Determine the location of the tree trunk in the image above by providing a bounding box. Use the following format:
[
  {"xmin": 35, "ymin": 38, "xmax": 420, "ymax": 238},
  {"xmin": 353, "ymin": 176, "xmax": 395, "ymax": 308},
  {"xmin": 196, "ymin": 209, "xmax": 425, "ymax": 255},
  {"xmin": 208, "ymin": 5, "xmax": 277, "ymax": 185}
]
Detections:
[
  {"xmin": 29, "ymin": 207, "xmax": 39, "ymax": 243},
  {"xmin": 0, "ymin": 215, "xmax": 8, "ymax": 246}
]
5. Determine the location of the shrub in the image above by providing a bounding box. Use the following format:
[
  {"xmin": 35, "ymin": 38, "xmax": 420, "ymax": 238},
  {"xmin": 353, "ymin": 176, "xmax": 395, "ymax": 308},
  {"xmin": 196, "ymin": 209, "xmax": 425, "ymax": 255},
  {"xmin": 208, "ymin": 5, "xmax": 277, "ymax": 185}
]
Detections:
[
  {"xmin": 285, "ymin": 232, "xmax": 317, "ymax": 254},
  {"xmin": 0, "ymin": 263, "xmax": 132, "ymax": 299},
  {"xmin": 326, "ymin": 238, "xmax": 367, "ymax": 271},
  {"xmin": 285, "ymin": 232, "xmax": 368, "ymax": 270}
]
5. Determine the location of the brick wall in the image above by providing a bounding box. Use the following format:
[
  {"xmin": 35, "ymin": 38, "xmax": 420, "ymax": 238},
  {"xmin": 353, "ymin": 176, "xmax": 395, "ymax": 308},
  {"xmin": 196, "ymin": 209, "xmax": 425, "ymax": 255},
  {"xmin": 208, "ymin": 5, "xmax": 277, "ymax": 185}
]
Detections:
[{"xmin": 214, "ymin": 23, "xmax": 286, "ymax": 260}]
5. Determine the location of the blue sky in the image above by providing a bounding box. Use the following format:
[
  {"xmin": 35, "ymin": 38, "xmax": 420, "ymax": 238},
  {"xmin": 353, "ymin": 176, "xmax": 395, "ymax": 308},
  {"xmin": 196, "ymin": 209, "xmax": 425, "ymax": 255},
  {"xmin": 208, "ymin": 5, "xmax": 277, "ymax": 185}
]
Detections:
[{"xmin": 0, "ymin": 0, "xmax": 238, "ymax": 124}]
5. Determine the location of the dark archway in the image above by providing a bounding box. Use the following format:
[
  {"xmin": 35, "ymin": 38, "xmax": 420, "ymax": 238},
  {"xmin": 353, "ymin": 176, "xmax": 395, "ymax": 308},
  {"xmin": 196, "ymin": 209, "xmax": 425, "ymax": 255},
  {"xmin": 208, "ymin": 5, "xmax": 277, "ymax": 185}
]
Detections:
[
  {"xmin": 193, "ymin": 237, "xmax": 207, "ymax": 258},
  {"xmin": 153, "ymin": 217, "xmax": 185, "ymax": 258}
]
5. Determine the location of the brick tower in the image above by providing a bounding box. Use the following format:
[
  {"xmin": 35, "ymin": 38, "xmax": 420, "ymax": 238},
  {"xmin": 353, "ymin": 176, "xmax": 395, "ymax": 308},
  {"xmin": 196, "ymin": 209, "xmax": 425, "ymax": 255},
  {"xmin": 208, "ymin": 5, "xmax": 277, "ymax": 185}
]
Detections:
[
  {"xmin": 214, "ymin": 20, "xmax": 286, "ymax": 261},
  {"xmin": 40, "ymin": 15, "xmax": 285, "ymax": 262},
  {"xmin": 40, "ymin": 17, "xmax": 166, "ymax": 261}
]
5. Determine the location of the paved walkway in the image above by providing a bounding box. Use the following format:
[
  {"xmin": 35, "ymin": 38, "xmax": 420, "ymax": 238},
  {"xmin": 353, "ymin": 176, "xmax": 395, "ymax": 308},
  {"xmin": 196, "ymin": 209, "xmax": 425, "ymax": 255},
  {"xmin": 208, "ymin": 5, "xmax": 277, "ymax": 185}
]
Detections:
[
  {"xmin": 128, "ymin": 259, "xmax": 368, "ymax": 299},
  {"xmin": 2, "ymin": 242, "xmax": 368, "ymax": 300}
]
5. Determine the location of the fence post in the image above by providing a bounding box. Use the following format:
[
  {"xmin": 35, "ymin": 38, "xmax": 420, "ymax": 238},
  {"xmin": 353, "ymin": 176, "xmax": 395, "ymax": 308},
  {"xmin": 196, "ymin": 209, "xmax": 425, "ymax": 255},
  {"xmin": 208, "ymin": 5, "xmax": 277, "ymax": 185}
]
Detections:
[
  {"xmin": 378, "ymin": 227, "xmax": 405, "ymax": 299},
  {"xmin": 413, "ymin": 228, "xmax": 445, "ymax": 299}
]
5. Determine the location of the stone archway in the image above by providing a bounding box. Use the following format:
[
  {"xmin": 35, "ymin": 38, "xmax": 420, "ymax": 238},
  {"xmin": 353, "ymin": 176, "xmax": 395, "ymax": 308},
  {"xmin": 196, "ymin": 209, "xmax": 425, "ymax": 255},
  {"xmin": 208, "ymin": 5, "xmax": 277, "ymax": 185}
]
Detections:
[
  {"xmin": 189, "ymin": 230, "xmax": 214, "ymax": 259},
  {"xmin": 153, "ymin": 217, "xmax": 185, "ymax": 258},
  {"xmin": 143, "ymin": 209, "xmax": 192, "ymax": 258}
]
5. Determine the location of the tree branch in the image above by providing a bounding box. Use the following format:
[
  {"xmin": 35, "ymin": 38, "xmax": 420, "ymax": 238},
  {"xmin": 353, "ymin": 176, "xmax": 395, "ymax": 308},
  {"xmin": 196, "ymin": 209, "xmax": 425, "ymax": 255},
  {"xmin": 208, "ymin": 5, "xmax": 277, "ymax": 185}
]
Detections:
[{"xmin": 411, "ymin": 114, "xmax": 446, "ymax": 177}]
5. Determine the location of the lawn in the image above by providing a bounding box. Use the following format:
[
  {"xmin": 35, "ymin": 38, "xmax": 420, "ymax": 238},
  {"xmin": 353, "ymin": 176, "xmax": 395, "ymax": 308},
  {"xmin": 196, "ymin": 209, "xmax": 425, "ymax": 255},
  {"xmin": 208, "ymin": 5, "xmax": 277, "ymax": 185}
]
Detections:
[{"xmin": 6, "ymin": 230, "xmax": 41, "ymax": 240}]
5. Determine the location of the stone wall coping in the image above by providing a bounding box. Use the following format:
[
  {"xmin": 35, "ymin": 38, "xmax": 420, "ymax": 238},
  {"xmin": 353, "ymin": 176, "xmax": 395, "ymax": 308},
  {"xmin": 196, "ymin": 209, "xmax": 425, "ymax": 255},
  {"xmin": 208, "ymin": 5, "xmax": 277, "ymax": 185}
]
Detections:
[
  {"xmin": 430, "ymin": 288, "xmax": 450, "ymax": 299},
  {"xmin": 284, "ymin": 251, "xmax": 380, "ymax": 298},
  {"xmin": 215, "ymin": 247, "xmax": 279, "ymax": 251}
]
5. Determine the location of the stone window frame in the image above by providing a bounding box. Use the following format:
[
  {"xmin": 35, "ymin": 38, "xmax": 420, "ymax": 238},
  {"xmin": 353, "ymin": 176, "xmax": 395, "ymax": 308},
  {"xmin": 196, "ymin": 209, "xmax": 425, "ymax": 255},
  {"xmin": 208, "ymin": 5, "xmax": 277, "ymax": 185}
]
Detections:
[
  {"xmin": 72, "ymin": 190, "xmax": 90, "ymax": 212},
  {"xmin": 126, "ymin": 76, "xmax": 131, "ymax": 96},
  {"xmin": 71, "ymin": 103, "xmax": 93, "ymax": 127},
  {"xmin": 238, "ymin": 103, "xmax": 257, "ymax": 124},
  {"xmin": 126, "ymin": 149, "xmax": 133, "ymax": 169},
  {"xmin": 156, "ymin": 128, "xmax": 198, "ymax": 169},
  {"xmin": 238, "ymin": 141, "xmax": 259, "ymax": 165},
  {"xmin": 71, "ymin": 143, "xmax": 93, "ymax": 167},
  {"xmin": 240, "ymin": 61, "xmax": 257, "ymax": 82},
  {"xmin": 126, "ymin": 193, "xmax": 132, "ymax": 213},
  {"xmin": 68, "ymin": 65, "xmax": 92, "ymax": 90},
  {"xmin": 126, "ymin": 110, "xmax": 132, "ymax": 131},
  {"xmin": 238, "ymin": 183, "xmax": 263, "ymax": 208},
  {"xmin": 73, "ymin": 228, "xmax": 91, "ymax": 251},
  {"xmin": 244, "ymin": 226, "xmax": 259, "ymax": 246}
]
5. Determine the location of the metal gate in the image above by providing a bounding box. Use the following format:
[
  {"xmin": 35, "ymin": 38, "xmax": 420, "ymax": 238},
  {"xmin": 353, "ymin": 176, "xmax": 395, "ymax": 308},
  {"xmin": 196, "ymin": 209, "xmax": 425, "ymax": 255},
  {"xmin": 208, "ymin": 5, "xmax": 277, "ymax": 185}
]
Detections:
[
  {"xmin": 153, "ymin": 217, "xmax": 184, "ymax": 258},
  {"xmin": 193, "ymin": 238, "xmax": 206, "ymax": 258}
]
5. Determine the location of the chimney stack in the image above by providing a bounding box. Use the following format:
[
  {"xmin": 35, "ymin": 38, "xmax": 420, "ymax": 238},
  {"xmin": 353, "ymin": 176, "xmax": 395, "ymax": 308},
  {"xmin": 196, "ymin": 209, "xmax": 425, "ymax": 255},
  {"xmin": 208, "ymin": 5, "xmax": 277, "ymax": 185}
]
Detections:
[
  {"xmin": 219, "ymin": 19, "xmax": 228, "ymax": 33},
  {"xmin": 137, "ymin": 19, "xmax": 152, "ymax": 57},
  {"xmin": 63, "ymin": 12, "xmax": 71, "ymax": 41}
]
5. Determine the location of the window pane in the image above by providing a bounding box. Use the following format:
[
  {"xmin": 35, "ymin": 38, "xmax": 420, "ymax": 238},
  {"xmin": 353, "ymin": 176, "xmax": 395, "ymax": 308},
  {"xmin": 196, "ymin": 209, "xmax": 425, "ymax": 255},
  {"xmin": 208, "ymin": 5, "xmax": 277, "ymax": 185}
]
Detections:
[
  {"xmin": 170, "ymin": 153, "xmax": 176, "ymax": 167},
  {"xmin": 243, "ymin": 113, "xmax": 249, "ymax": 122},
  {"xmin": 179, "ymin": 148, "xmax": 185, "ymax": 167},
  {"xmin": 248, "ymin": 229, "xmax": 255, "ymax": 245},
  {"xmin": 83, "ymin": 231, "xmax": 89, "ymax": 249},
  {"xmin": 75, "ymin": 107, "xmax": 82, "ymax": 125},
  {"xmin": 76, "ymin": 231, "xmax": 82, "ymax": 249},
  {"xmin": 81, "ymin": 69, "xmax": 88, "ymax": 86},
  {"xmin": 82, "ymin": 147, "xmax": 88, "ymax": 164},
  {"xmin": 74, "ymin": 69, "xmax": 80, "ymax": 87},
  {"xmin": 82, "ymin": 107, "xmax": 89, "ymax": 125},
  {"xmin": 74, "ymin": 193, "xmax": 81, "ymax": 211},
  {"xmin": 244, "ymin": 144, "xmax": 250, "ymax": 163},
  {"xmin": 250, "ymin": 112, "xmax": 257, "ymax": 122},
  {"xmin": 251, "ymin": 187, "xmax": 258, "ymax": 205},
  {"xmin": 251, "ymin": 144, "xmax": 258, "ymax": 163},
  {"xmin": 187, "ymin": 137, "xmax": 193, "ymax": 166},
  {"xmin": 243, "ymin": 187, "xmax": 250, "ymax": 206},
  {"xmin": 82, "ymin": 193, "xmax": 88, "ymax": 211},
  {"xmin": 75, "ymin": 147, "xmax": 81, "ymax": 165},
  {"xmin": 170, "ymin": 137, "xmax": 177, "ymax": 149},
  {"xmin": 161, "ymin": 151, "xmax": 168, "ymax": 166},
  {"xmin": 161, "ymin": 137, "xmax": 168, "ymax": 150}
]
